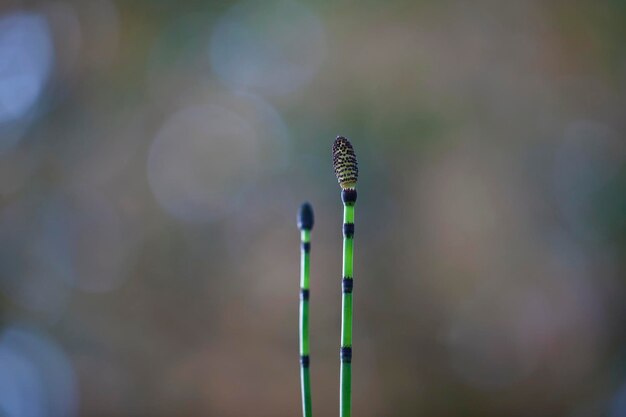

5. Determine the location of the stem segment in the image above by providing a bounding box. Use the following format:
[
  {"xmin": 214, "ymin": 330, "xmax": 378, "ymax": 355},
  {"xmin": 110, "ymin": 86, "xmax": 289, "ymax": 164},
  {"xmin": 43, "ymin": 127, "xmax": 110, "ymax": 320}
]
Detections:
[
  {"xmin": 298, "ymin": 205, "xmax": 313, "ymax": 417},
  {"xmin": 340, "ymin": 194, "xmax": 356, "ymax": 417}
]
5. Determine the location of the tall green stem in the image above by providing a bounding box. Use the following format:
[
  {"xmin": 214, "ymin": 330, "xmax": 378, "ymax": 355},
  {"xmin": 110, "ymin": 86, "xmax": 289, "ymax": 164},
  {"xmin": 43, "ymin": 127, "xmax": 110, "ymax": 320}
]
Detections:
[
  {"xmin": 332, "ymin": 136, "xmax": 358, "ymax": 417},
  {"xmin": 340, "ymin": 199, "xmax": 355, "ymax": 417},
  {"xmin": 298, "ymin": 204, "xmax": 314, "ymax": 417}
]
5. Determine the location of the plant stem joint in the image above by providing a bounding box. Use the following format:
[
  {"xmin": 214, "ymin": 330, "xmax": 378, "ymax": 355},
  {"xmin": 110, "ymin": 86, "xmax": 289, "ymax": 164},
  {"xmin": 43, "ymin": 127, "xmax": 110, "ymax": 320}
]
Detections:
[
  {"xmin": 343, "ymin": 223, "xmax": 355, "ymax": 238},
  {"xmin": 340, "ymin": 347, "xmax": 352, "ymax": 363},
  {"xmin": 341, "ymin": 189, "xmax": 358, "ymax": 205},
  {"xmin": 342, "ymin": 278, "xmax": 353, "ymax": 293},
  {"xmin": 300, "ymin": 355, "xmax": 310, "ymax": 368}
]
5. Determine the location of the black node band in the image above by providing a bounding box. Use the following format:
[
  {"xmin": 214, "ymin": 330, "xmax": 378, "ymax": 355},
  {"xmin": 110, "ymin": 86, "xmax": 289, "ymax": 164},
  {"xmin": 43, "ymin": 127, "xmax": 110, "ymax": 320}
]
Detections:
[
  {"xmin": 300, "ymin": 289, "xmax": 309, "ymax": 300},
  {"xmin": 301, "ymin": 242, "xmax": 311, "ymax": 253},
  {"xmin": 341, "ymin": 189, "xmax": 357, "ymax": 205},
  {"xmin": 340, "ymin": 347, "xmax": 352, "ymax": 363},
  {"xmin": 343, "ymin": 223, "xmax": 354, "ymax": 238},
  {"xmin": 300, "ymin": 355, "xmax": 310, "ymax": 368},
  {"xmin": 342, "ymin": 278, "xmax": 353, "ymax": 293}
]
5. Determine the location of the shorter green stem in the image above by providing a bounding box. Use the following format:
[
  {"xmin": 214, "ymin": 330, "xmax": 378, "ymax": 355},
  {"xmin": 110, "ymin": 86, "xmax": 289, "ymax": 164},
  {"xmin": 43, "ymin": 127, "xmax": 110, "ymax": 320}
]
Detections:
[{"xmin": 300, "ymin": 229, "xmax": 312, "ymax": 417}]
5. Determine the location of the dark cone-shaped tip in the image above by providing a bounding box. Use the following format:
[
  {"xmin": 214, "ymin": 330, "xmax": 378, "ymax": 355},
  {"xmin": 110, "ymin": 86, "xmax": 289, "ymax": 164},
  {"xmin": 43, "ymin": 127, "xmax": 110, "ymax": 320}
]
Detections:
[
  {"xmin": 298, "ymin": 202, "xmax": 314, "ymax": 230},
  {"xmin": 332, "ymin": 136, "xmax": 358, "ymax": 189}
]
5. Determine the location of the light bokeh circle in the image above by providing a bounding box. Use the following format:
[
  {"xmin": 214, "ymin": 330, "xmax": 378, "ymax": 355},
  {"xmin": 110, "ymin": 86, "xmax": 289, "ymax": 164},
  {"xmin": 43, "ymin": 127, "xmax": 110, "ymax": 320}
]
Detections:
[{"xmin": 148, "ymin": 104, "xmax": 260, "ymax": 223}]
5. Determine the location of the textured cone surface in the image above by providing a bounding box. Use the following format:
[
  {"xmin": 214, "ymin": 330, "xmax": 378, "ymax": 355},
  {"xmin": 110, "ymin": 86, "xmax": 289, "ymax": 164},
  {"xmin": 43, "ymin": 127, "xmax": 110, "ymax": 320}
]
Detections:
[{"xmin": 332, "ymin": 136, "xmax": 358, "ymax": 189}]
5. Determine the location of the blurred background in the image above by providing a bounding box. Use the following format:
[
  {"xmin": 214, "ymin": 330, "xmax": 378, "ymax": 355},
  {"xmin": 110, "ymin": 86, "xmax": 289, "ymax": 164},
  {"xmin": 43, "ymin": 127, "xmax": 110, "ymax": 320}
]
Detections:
[{"xmin": 0, "ymin": 0, "xmax": 625, "ymax": 416}]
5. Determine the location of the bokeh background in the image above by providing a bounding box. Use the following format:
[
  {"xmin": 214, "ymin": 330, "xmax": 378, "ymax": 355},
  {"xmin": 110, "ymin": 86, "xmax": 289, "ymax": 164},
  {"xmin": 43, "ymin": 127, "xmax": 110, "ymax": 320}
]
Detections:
[{"xmin": 1, "ymin": 0, "xmax": 626, "ymax": 416}]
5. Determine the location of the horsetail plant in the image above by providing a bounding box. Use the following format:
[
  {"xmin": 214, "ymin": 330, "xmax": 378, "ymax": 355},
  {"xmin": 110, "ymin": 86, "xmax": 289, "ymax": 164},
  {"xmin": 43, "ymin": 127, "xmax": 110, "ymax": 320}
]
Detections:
[
  {"xmin": 332, "ymin": 136, "xmax": 359, "ymax": 417},
  {"xmin": 297, "ymin": 202, "xmax": 314, "ymax": 417}
]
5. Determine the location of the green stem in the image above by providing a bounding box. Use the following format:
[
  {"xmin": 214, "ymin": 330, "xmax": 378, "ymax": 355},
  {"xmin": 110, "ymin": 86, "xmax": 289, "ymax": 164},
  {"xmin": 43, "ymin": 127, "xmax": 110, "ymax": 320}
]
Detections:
[
  {"xmin": 340, "ymin": 202, "xmax": 355, "ymax": 417},
  {"xmin": 300, "ymin": 229, "xmax": 312, "ymax": 417}
]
